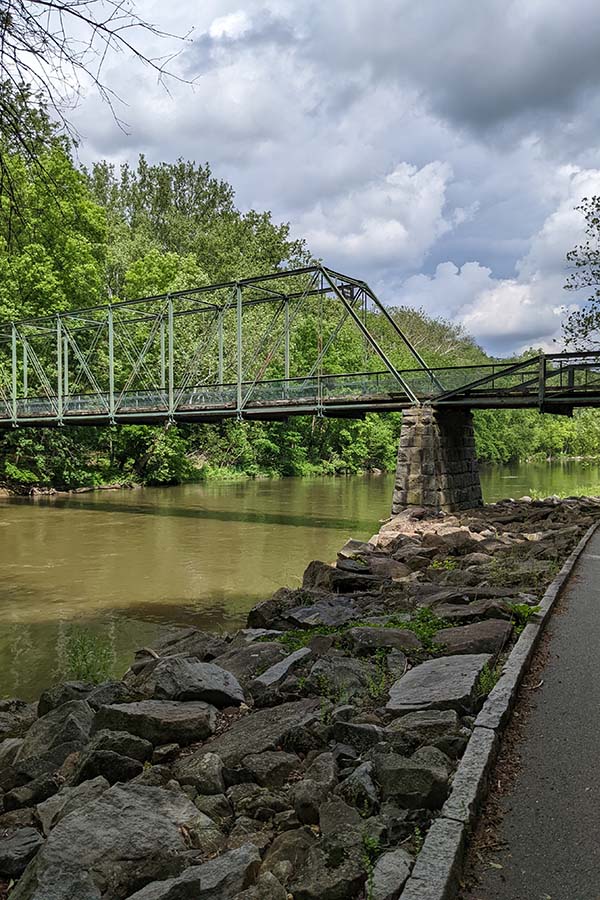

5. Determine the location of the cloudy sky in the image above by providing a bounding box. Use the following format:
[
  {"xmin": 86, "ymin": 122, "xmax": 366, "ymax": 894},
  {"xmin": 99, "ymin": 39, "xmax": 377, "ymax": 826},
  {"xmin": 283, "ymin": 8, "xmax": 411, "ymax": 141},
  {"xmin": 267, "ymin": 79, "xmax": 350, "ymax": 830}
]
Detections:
[{"xmin": 69, "ymin": 0, "xmax": 600, "ymax": 355}]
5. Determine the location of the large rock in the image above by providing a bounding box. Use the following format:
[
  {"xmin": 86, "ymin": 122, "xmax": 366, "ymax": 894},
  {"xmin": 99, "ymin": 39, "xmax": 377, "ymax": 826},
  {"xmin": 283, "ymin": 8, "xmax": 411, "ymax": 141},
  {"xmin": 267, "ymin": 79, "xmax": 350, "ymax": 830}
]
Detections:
[
  {"xmin": 373, "ymin": 749, "xmax": 450, "ymax": 809},
  {"xmin": 36, "ymin": 776, "xmax": 110, "ymax": 836},
  {"xmin": 85, "ymin": 729, "xmax": 153, "ymax": 762},
  {"xmin": 346, "ymin": 627, "xmax": 422, "ymax": 654},
  {"xmin": 0, "ymin": 700, "xmax": 37, "ymax": 742},
  {"xmin": 433, "ymin": 619, "xmax": 513, "ymax": 655},
  {"xmin": 286, "ymin": 598, "xmax": 363, "ymax": 629},
  {"xmin": 211, "ymin": 643, "xmax": 288, "ymax": 687},
  {"xmin": 38, "ymin": 682, "xmax": 93, "ymax": 717},
  {"xmin": 124, "ymin": 845, "xmax": 261, "ymax": 900},
  {"xmin": 242, "ymin": 751, "xmax": 300, "ymax": 788},
  {"xmin": 234, "ymin": 871, "xmax": 287, "ymax": 900},
  {"xmin": 386, "ymin": 654, "xmax": 491, "ymax": 716},
  {"xmin": 260, "ymin": 828, "xmax": 316, "ymax": 886},
  {"xmin": 204, "ymin": 700, "xmax": 320, "ymax": 766},
  {"xmin": 93, "ymin": 700, "xmax": 217, "ymax": 746},
  {"xmin": 371, "ymin": 848, "xmax": 413, "ymax": 899},
  {"xmin": 137, "ymin": 628, "xmax": 229, "ymax": 665},
  {"xmin": 0, "ymin": 828, "xmax": 44, "ymax": 877},
  {"xmin": 16, "ymin": 701, "xmax": 94, "ymax": 760},
  {"xmin": 133, "ymin": 657, "xmax": 244, "ymax": 707},
  {"xmin": 72, "ymin": 750, "xmax": 143, "ymax": 786},
  {"xmin": 288, "ymin": 833, "xmax": 366, "ymax": 900},
  {"xmin": 173, "ymin": 751, "xmax": 225, "ymax": 794},
  {"xmin": 10, "ymin": 784, "xmax": 217, "ymax": 900},
  {"xmin": 385, "ymin": 709, "xmax": 460, "ymax": 751},
  {"xmin": 250, "ymin": 647, "xmax": 312, "ymax": 700},
  {"xmin": 307, "ymin": 654, "xmax": 376, "ymax": 701},
  {"xmin": 302, "ymin": 559, "xmax": 381, "ymax": 592}
]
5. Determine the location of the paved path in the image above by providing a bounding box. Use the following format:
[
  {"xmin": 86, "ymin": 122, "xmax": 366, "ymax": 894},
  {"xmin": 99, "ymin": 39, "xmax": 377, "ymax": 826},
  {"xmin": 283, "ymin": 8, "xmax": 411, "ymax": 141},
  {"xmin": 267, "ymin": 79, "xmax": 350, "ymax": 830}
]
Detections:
[{"xmin": 463, "ymin": 529, "xmax": 600, "ymax": 900}]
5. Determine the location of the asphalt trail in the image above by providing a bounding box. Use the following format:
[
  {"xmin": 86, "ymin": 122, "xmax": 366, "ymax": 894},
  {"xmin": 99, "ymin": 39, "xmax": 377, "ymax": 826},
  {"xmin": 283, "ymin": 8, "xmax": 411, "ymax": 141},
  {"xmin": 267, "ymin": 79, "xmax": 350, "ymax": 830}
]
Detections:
[{"xmin": 464, "ymin": 530, "xmax": 600, "ymax": 900}]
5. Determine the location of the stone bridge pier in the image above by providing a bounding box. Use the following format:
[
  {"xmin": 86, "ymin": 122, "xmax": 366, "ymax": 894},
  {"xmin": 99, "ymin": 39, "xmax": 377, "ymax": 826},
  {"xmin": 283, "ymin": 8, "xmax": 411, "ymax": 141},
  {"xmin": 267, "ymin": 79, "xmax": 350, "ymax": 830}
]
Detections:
[{"xmin": 392, "ymin": 406, "xmax": 483, "ymax": 513}]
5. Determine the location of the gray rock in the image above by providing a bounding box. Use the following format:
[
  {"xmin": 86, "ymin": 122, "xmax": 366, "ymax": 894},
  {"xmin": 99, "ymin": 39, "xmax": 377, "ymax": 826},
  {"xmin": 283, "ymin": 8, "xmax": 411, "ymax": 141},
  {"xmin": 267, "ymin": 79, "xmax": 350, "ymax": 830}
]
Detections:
[
  {"xmin": 433, "ymin": 598, "xmax": 512, "ymax": 622},
  {"xmin": 4, "ymin": 742, "xmax": 82, "ymax": 789},
  {"xmin": 0, "ymin": 828, "xmax": 44, "ymax": 877},
  {"xmin": 134, "ymin": 656, "xmax": 245, "ymax": 707},
  {"xmin": 174, "ymin": 751, "xmax": 225, "ymax": 794},
  {"xmin": 332, "ymin": 720, "xmax": 385, "ymax": 752},
  {"xmin": 0, "ymin": 700, "xmax": 37, "ymax": 742},
  {"xmin": 227, "ymin": 784, "xmax": 290, "ymax": 820},
  {"xmin": 242, "ymin": 751, "xmax": 299, "ymax": 787},
  {"xmin": 194, "ymin": 793, "xmax": 233, "ymax": 826},
  {"xmin": 204, "ymin": 699, "xmax": 320, "ymax": 766},
  {"xmin": 0, "ymin": 737, "xmax": 23, "ymax": 768},
  {"xmin": 3, "ymin": 774, "xmax": 60, "ymax": 811},
  {"xmin": 36, "ymin": 776, "xmax": 110, "ymax": 835},
  {"xmin": 234, "ymin": 871, "xmax": 287, "ymax": 900},
  {"xmin": 93, "ymin": 700, "xmax": 217, "ymax": 745},
  {"xmin": 86, "ymin": 681, "xmax": 132, "ymax": 710},
  {"xmin": 287, "ymin": 598, "xmax": 363, "ymax": 629},
  {"xmin": 260, "ymin": 828, "xmax": 315, "ymax": 887},
  {"xmin": 288, "ymin": 833, "xmax": 366, "ymax": 900},
  {"xmin": 86, "ymin": 729, "xmax": 153, "ymax": 762},
  {"xmin": 347, "ymin": 626, "xmax": 422, "ymax": 653},
  {"xmin": 318, "ymin": 797, "xmax": 362, "ymax": 835},
  {"xmin": 140, "ymin": 627, "xmax": 229, "ymax": 664},
  {"xmin": 386, "ymin": 654, "xmax": 492, "ymax": 715},
  {"xmin": 152, "ymin": 743, "xmax": 180, "ymax": 764},
  {"xmin": 434, "ymin": 619, "xmax": 513, "ymax": 655},
  {"xmin": 385, "ymin": 709, "xmax": 460, "ymax": 750},
  {"xmin": 212, "ymin": 642, "xmax": 288, "ymax": 687},
  {"xmin": 72, "ymin": 749, "xmax": 143, "ymax": 785},
  {"xmin": 16, "ymin": 701, "xmax": 94, "ymax": 760},
  {"xmin": 373, "ymin": 750, "xmax": 449, "ymax": 809},
  {"xmin": 307, "ymin": 654, "xmax": 375, "ymax": 701},
  {"xmin": 10, "ymin": 784, "xmax": 217, "ymax": 900},
  {"xmin": 38, "ymin": 682, "xmax": 92, "ymax": 717},
  {"xmin": 250, "ymin": 647, "xmax": 312, "ymax": 699},
  {"xmin": 115, "ymin": 843, "xmax": 261, "ymax": 900},
  {"xmin": 336, "ymin": 761, "xmax": 379, "ymax": 814},
  {"xmin": 371, "ymin": 848, "xmax": 413, "ymax": 900},
  {"xmin": 302, "ymin": 559, "xmax": 381, "ymax": 593}
]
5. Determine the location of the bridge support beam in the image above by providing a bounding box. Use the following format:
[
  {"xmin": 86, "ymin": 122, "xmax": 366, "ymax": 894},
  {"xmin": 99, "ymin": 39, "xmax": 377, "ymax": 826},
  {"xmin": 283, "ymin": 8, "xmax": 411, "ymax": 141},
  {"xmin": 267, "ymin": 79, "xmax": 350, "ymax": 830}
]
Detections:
[{"xmin": 392, "ymin": 406, "xmax": 482, "ymax": 513}]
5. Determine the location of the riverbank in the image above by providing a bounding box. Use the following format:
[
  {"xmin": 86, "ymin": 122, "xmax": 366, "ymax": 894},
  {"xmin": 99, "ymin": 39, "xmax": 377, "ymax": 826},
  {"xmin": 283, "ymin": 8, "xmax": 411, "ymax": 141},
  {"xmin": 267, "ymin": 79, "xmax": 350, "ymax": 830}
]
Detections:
[{"xmin": 0, "ymin": 496, "xmax": 597, "ymax": 899}]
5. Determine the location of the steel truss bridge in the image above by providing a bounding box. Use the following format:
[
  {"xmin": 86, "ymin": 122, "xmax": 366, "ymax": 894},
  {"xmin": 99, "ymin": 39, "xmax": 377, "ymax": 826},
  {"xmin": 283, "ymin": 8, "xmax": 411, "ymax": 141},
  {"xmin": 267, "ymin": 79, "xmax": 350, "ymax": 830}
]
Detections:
[{"xmin": 0, "ymin": 264, "xmax": 598, "ymax": 428}]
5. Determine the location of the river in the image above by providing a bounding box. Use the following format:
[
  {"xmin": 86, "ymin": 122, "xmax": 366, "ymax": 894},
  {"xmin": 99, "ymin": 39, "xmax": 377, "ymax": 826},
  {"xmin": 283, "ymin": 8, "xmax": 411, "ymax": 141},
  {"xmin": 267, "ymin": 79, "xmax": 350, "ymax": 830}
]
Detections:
[{"xmin": 2, "ymin": 460, "xmax": 599, "ymax": 700}]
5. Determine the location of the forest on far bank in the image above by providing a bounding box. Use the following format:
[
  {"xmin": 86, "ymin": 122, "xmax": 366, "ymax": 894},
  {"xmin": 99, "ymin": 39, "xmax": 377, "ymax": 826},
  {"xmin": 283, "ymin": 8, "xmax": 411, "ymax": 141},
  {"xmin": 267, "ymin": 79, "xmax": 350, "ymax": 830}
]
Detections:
[{"xmin": 0, "ymin": 85, "xmax": 599, "ymax": 491}]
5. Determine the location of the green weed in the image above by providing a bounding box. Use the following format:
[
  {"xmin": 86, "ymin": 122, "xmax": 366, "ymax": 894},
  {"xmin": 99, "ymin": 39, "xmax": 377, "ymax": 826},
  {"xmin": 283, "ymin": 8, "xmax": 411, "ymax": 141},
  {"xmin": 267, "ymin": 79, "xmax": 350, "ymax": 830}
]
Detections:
[
  {"xmin": 62, "ymin": 626, "xmax": 113, "ymax": 683},
  {"xmin": 508, "ymin": 602, "xmax": 541, "ymax": 635},
  {"xmin": 475, "ymin": 662, "xmax": 502, "ymax": 700}
]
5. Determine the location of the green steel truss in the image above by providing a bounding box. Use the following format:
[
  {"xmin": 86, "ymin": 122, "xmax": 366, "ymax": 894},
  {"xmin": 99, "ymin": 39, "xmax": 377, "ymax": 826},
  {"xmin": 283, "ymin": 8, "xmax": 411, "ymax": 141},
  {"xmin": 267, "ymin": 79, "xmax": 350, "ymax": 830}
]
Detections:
[{"xmin": 1, "ymin": 264, "xmax": 600, "ymax": 428}]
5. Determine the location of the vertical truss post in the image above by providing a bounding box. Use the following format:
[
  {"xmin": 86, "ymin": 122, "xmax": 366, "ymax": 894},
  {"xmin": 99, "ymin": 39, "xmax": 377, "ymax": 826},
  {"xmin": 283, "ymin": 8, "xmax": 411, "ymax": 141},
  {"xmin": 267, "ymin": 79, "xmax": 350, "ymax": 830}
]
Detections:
[
  {"xmin": 63, "ymin": 336, "xmax": 69, "ymax": 398},
  {"xmin": 22, "ymin": 342, "xmax": 28, "ymax": 399},
  {"xmin": 160, "ymin": 318, "xmax": 166, "ymax": 391},
  {"xmin": 108, "ymin": 306, "xmax": 115, "ymax": 421},
  {"xmin": 11, "ymin": 324, "xmax": 17, "ymax": 424},
  {"xmin": 218, "ymin": 311, "xmax": 224, "ymax": 385},
  {"xmin": 236, "ymin": 283, "xmax": 243, "ymax": 417},
  {"xmin": 56, "ymin": 317, "xmax": 63, "ymax": 423},
  {"xmin": 538, "ymin": 353, "xmax": 546, "ymax": 411},
  {"xmin": 284, "ymin": 299, "xmax": 290, "ymax": 383},
  {"xmin": 167, "ymin": 296, "xmax": 174, "ymax": 419}
]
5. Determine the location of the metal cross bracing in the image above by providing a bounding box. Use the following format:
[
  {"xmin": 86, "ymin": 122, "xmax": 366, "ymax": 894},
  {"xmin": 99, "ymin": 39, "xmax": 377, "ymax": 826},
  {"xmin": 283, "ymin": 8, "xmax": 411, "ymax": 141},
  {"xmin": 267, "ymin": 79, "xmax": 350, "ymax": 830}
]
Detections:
[{"xmin": 0, "ymin": 263, "xmax": 599, "ymax": 428}]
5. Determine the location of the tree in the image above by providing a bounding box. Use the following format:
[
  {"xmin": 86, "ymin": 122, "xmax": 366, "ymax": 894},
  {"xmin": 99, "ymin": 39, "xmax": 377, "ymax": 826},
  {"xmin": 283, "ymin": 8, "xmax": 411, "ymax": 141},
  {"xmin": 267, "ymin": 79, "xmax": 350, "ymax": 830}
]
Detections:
[{"xmin": 563, "ymin": 196, "xmax": 600, "ymax": 348}]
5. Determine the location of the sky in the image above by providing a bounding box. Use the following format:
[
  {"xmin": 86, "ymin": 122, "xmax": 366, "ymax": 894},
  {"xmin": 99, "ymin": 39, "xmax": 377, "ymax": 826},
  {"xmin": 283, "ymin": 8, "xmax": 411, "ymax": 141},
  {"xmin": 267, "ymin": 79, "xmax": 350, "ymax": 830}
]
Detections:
[{"xmin": 68, "ymin": 0, "xmax": 600, "ymax": 355}]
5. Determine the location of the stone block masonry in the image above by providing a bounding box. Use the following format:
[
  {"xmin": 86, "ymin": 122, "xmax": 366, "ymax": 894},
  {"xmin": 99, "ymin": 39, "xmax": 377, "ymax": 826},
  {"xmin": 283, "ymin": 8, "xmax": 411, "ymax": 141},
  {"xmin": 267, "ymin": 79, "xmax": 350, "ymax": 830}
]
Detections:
[{"xmin": 392, "ymin": 406, "xmax": 483, "ymax": 513}]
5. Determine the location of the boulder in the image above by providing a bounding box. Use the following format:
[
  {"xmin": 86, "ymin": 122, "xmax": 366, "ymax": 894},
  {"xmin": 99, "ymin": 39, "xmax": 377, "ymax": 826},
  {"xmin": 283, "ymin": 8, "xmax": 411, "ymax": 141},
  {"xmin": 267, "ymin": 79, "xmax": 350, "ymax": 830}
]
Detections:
[
  {"xmin": 373, "ymin": 749, "xmax": 449, "ymax": 809},
  {"xmin": 173, "ymin": 751, "xmax": 225, "ymax": 794},
  {"xmin": 371, "ymin": 848, "xmax": 413, "ymax": 900},
  {"xmin": 16, "ymin": 701, "xmax": 94, "ymax": 760},
  {"xmin": 292, "ymin": 753, "xmax": 338, "ymax": 825},
  {"xmin": 194, "ymin": 793, "xmax": 233, "ymax": 826},
  {"xmin": 133, "ymin": 657, "xmax": 245, "ymax": 707},
  {"xmin": 93, "ymin": 700, "xmax": 217, "ymax": 746},
  {"xmin": 249, "ymin": 648, "xmax": 312, "ymax": 701},
  {"xmin": 140, "ymin": 627, "xmax": 229, "ymax": 664},
  {"xmin": 85, "ymin": 729, "xmax": 153, "ymax": 762},
  {"xmin": 211, "ymin": 643, "xmax": 288, "ymax": 687},
  {"xmin": 0, "ymin": 737, "xmax": 23, "ymax": 768},
  {"xmin": 86, "ymin": 681, "xmax": 132, "ymax": 711},
  {"xmin": 433, "ymin": 619, "xmax": 513, "ymax": 655},
  {"xmin": 234, "ymin": 871, "xmax": 287, "ymax": 900},
  {"xmin": 336, "ymin": 761, "xmax": 379, "ymax": 814},
  {"xmin": 3, "ymin": 741, "xmax": 83, "ymax": 789},
  {"xmin": 0, "ymin": 828, "xmax": 44, "ymax": 877},
  {"xmin": 318, "ymin": 798, "xmax": 362, "ymax": 836},
  {"xmin": 204, "ymin": 699, "xmax": 320, "ymax": 767},
  {"xmin": 386, "ymin": 654, "xmax": 491, "ymax": 716},
  {"xmin": 10, "ymin": 784, "xmax": 218, "ymax": 900},
  {"xmin": 346, "ymin": 627, "xmax": 422, "ymax": 654},
  {"xmin": 288, "ymin": 833, "xmax": 366, "ymax": 900},
  {"xmin": 3, "ymin": 774, "xmax": 61, "ymax": 811},
  {"xmin": 38, "ymin": 682, "xmax": 93, "ymax": 717},
  {"xmin": 286, "ymin": 598, "xmax": 363, "ymax": 629},
  {"xmin": 0, "ymin": 700, "xmax": 37, "ymax": 742},
  {"xmin": 36, "ymin": 776, "xmax": 110, "ymax": 836},
  {"xmin": 307, "ymin": 654, "xmax": 376, "ymax": 701},
  {"xmin": 385, "ymin": 709, "xmax": 460, "ymax": 751},
  {"xmin": 260, "ymin": 828, "xmax": 316, "ymax": 887},
  {"xmin": 302, "ymin": 559, "xmax": 381, "ymax": 592},
  {"xmin": 72, "ymin": 750, "xmax": 143, "ymax": 785},
  {"xmin": 433, "ymin": 598, "xmax": 512, "ymax": 622},
  {"xmin": 242, "ymin": 751, "xmax": 300, "ymax": 788},
  {"xmin": 332, "ymin": 720, "xmax": 385, "ymax": 753}
]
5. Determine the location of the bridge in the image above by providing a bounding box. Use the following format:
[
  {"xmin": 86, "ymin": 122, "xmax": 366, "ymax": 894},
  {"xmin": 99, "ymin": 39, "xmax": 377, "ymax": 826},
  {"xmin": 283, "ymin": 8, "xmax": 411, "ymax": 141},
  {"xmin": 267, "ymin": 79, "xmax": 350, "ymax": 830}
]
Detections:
[{"xmin": 1, "ymin": 264, "xmax": 599, "ymax": 511}]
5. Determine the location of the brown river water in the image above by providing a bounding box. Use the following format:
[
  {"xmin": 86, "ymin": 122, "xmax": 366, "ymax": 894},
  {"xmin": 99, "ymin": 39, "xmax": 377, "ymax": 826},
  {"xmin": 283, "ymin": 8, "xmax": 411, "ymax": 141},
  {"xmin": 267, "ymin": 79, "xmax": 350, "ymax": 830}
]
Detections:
[{"xmin": 2, "ymin": 461, "xmax": 600, "ymax": 700}]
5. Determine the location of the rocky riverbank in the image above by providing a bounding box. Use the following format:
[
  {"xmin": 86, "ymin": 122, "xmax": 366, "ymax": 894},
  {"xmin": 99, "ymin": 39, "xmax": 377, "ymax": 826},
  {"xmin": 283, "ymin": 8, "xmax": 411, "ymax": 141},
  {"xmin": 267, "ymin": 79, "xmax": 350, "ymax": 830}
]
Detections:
[{"xmin": 0, "ymin": 496, "xmax": 598, "ymax": 900}]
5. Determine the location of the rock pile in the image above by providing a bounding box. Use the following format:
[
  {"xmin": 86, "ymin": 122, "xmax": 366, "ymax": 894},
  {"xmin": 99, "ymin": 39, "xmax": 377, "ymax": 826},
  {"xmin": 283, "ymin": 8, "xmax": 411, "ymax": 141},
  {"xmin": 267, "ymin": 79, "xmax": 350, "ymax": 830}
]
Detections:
[{"xmin": 0, "ymin": 496, "xmax": 597, "ymax": 899}]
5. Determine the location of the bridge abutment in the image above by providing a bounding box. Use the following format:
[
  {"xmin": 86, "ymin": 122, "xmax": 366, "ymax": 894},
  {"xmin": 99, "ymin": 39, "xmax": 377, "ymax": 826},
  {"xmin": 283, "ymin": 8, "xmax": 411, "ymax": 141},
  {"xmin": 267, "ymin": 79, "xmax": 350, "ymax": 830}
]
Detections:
[{"xmin": 392, "ymin": 406, "xmax": 483, "ymax": 513}]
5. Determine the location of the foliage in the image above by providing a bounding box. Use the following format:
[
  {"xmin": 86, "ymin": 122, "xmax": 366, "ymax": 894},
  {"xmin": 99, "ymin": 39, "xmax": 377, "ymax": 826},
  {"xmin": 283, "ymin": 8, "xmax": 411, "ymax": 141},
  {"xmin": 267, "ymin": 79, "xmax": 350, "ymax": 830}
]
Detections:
[
  {"xmin": 475, "ymin": 662, "xmax": 502, "ymax": 700},
  {"xmin": 61, "ymin": 626, "xmax": 113, "ymax": 683},
  {"xmin": 387, "ymin": 607, "xmax": 447, "ymax": 649},
  {"xmin": 362, "ymin": 831, "xmax": 383, "ymax": 899},
  {"xmin": 508, "ymin": 602, "xmax": 541, "ymax": 635},
  {"xmin": 563, "ymin": 196, "xmax": 600, "ymax": 348}
]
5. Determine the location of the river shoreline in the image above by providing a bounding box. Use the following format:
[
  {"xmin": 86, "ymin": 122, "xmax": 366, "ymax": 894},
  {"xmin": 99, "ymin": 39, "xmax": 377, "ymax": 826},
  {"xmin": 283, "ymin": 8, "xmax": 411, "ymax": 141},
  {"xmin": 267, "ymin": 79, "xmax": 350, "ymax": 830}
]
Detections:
[{"xmin": 1, "ymin": 496, "xmax": 597, "ymax": 899}]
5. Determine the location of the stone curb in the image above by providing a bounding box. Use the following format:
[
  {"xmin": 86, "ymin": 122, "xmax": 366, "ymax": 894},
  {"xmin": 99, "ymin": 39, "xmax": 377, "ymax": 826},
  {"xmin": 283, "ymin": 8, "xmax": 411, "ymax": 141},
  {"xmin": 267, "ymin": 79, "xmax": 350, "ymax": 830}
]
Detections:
[{"xmin": 397, "ymin": 520, "xmax": 600, "ymax": 900}]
